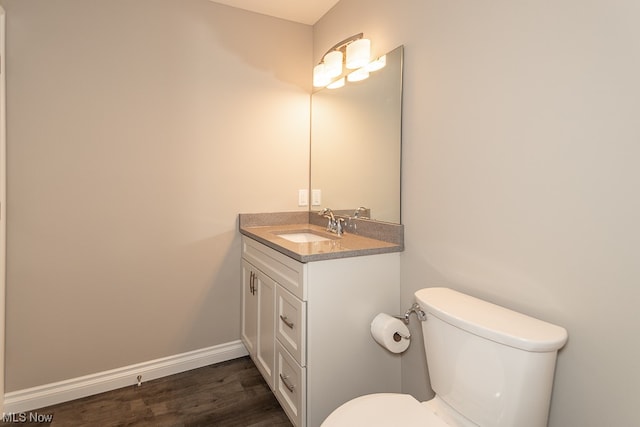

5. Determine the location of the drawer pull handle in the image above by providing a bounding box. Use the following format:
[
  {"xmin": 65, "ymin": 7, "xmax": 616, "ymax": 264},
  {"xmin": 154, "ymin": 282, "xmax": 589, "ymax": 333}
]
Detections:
[
  {"xmin": 280, "ymin": 315, "xmax": 294, "ymax": 329},
  {"xmin": 280, "ymin": 373, "xmax": 295, "ymax": 393}
]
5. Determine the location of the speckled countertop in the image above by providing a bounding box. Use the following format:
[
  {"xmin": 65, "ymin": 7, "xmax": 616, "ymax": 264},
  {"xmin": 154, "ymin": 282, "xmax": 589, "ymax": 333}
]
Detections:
[{"xmin": 239, "ymin": 212, "xmax": 404, "ymax": 263}]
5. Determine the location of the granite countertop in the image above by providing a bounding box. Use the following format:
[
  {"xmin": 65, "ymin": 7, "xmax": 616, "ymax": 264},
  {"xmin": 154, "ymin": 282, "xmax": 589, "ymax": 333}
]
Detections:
[{"xmin": 239, "ymin": 212, "xmax": 403, "ymax": 263}]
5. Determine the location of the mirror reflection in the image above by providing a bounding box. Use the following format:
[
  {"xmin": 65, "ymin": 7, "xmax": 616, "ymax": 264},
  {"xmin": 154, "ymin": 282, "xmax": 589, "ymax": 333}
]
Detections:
[{"xmin": 310, "ymin": 45, "xmax": 403, "ymax": 224}]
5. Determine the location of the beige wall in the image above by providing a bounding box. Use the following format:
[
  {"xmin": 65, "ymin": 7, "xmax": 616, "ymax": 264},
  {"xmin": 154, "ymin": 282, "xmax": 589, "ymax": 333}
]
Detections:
[
  {"xmin": 316, "ymin": 0, "xmax": 640, "ymax": 426},
  {"xmin": 1, "ymin": 0, "xmax": 311, "ymax": 391},
  {"xmin": 5, "ymin": 1, "xmax": 640, "ymax": 425}
]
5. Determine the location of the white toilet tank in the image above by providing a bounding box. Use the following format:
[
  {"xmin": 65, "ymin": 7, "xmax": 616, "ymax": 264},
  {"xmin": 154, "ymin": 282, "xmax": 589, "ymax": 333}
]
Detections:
[{"xmin": 415, "ymin": 288, "xmax": 568, "ymax": 427}]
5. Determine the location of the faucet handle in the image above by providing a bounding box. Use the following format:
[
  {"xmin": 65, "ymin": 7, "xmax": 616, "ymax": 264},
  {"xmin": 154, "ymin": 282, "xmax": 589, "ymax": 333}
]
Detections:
[{"xmin": 319, "ymin": 207, "xmax": 335, "ymax": 222}]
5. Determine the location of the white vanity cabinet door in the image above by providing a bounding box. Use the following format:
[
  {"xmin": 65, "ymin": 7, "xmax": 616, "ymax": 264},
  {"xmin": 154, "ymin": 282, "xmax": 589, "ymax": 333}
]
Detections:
[
  {"xmin": 241, "ymin": 259, "xmax": 258, "ymax": 357},
  {"xmin": 241, "ymin": 259, "xmax": 277, "ymax": 390},
  {"xmin": 276, "ymin": 286, "xmax": 306, "ymax": 366},
  {"xmin": 255, "ymin": 270, "xmax": 277, "ymax": 389}
]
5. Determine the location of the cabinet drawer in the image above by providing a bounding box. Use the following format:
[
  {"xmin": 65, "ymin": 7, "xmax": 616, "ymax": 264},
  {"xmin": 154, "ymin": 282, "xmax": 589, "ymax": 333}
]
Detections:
[
  {"xmin": 242, "ymin": 236, "xmax": 306, "ymax": 300},
  {"xmin": 276, "ymin": 286, "xmax": 306, "ymax": 366},
  {"xmin": 275, "ymin": 341, "xmax": 306, "ymax": 427}
]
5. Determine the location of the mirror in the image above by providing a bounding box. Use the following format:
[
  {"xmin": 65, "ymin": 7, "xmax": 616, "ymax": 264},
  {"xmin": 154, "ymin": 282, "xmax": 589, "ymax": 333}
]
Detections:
[{"xmin": 310, "ymin": 45, "xmax": 403, "ymax": 224}]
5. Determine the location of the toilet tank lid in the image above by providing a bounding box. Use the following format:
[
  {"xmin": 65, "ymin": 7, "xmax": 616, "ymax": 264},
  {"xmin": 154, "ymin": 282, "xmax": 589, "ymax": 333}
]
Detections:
[{"xmin": 415, "ymin": 287, "xmax": 568, "ymax": 352}]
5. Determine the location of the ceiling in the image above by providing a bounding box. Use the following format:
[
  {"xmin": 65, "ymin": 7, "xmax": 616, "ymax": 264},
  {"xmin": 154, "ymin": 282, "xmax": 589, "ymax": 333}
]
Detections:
[{"xmin": 209, "ymin": 0, "xmax": 340, "ymax": 25}]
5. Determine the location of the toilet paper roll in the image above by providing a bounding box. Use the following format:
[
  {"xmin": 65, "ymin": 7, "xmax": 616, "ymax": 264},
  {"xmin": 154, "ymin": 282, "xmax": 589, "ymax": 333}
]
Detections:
[{"xmin": 370, "ymin": 313, "xmax": 411, "ymax": 354}]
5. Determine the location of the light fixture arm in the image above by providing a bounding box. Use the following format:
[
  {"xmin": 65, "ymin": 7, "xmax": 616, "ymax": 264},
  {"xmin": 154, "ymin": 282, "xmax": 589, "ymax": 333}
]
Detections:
[
  {"xmin": 313, "ymin": 32, "xmax": 375, "ymax": 89},
  {"xmin": 320, "ymin": 33, "xmax": 364, "ymax": 60}
]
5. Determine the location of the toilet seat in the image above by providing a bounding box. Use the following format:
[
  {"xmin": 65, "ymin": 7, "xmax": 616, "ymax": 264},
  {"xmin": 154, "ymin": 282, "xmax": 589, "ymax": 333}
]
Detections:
[{"xmin": 321, "ymin": 393, "xmax": 449, "ymax": 427}]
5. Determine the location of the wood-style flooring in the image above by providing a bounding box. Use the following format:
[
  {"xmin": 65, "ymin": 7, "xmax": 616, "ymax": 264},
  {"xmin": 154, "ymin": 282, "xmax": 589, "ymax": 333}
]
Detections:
[{"xmin": 1, "ymin": 356, "xmax": 293, "ymax": 427}]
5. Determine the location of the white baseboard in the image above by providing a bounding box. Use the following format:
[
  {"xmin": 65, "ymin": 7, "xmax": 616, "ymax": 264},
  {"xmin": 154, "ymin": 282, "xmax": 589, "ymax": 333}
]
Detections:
[{"xmin": 4, "ymin": 340, "xmax": 249, "ymax": 414}]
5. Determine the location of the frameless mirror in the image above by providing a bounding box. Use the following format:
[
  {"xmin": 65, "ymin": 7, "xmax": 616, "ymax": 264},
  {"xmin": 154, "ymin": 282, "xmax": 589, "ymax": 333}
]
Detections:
[{"xmin": 310, "ymin": 45, "xmax": 403, "ymax": 224}]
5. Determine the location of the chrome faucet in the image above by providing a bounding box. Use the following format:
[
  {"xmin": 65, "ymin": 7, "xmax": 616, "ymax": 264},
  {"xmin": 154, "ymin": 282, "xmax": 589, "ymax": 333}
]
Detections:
[
  {"xmin": 319, "ymin": 208, "xmax": 345, "ymax": 236},
  {"xmin": 320, "ymin": 207, "xmax": 335, "ymax": 223},
  {"xmin": 346, "ymin": 206, "xmax": 369, "ymax": 232},
  {"xmin": 353, "ymin": 206, "xmax": 369, "ymax": 219}
]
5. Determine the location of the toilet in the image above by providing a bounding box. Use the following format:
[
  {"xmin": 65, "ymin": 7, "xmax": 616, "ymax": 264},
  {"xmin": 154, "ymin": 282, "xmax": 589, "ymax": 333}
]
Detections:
[{"xmin": 322, "ymin": 287, "xmax": 568, "ymax": 427}]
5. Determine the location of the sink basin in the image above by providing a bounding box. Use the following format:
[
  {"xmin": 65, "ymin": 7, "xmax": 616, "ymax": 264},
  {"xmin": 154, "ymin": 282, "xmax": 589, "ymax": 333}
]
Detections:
[{"xmin": 277, "ymin": 231, "xmax": 332, "ymax": 243}]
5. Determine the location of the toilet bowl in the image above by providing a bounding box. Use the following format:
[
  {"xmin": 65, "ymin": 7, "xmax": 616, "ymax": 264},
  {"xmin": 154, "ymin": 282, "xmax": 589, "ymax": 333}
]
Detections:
[{"xmin": 321, "ymin": 287, "xmax": 568, "ymax": 427}]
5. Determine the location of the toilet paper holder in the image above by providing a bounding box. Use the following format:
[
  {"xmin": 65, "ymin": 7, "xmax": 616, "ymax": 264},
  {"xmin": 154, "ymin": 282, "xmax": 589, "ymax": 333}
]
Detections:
[{"xmin": 394, "ymin": 303, "xmax": 427, "ymax": 325}]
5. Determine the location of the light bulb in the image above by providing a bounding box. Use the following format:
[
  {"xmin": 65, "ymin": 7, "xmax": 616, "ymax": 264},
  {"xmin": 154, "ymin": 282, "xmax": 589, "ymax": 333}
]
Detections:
[
  {"xmin": 346, "ymin": 38, "xmax": 371, "ymax": 69},
  {"xmin": 327, "ymin": 77, "xmax": 345, "ymax": 89},
  {"xmin": 324, "ymin": 50, "xmax": 343, "ymax": 78},
  {"xmin": 313, "ymin": 63, "xmax": 330, "ymax": 87},
  {"xmin": 347, "ymin": 67, "xmax": 369, "ymax": 82}
]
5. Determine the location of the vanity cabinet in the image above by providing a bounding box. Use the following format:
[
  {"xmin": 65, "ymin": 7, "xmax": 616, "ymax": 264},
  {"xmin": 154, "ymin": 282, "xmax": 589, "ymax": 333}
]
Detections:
[{"xmin": 241, "ymin": 236, "xmax": 401, "ymax": 427}]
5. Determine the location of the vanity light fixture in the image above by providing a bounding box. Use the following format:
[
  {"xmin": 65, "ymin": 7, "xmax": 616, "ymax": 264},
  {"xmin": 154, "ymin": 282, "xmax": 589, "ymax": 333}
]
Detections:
[{"xmin": 313, "ymin": 33, "xmax": 386, "ymax": 89}]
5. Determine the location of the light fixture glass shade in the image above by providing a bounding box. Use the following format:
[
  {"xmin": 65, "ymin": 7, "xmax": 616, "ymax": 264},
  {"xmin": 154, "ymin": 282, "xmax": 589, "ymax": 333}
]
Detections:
[
  {"xmin": 347, "ymin": 67, "xmax": 369, "ymax": 82},
  {"xmin": 313, "ymin": 63, "xmax": 330, "ymax": 87},
  {"xmin": 346, "ymin": 38, "xmax": 371, "ymax": 69},
  {"xmin": 324, "ymin": 50, "xmax": 343, "ymax": 78},
  {"xmin": 327, "ymin": 77, "xmax": 345, "ymax": 89},
  {"xmin": 367, "ymin": 55, "xmax": 387, "ymax": 72}
]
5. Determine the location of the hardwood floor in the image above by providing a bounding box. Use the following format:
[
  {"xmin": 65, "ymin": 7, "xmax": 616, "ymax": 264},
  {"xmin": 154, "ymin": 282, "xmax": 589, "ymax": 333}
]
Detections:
[{"xmin": 2, "ymin": 357, "xmax": 293, "ymax": 427}]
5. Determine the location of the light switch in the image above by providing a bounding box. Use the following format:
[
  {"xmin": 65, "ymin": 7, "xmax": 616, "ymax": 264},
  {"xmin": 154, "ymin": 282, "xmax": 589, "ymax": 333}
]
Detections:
[
  {"xmin": 298, "ymin": 189, "xmax": 309, "ymax": 207},
  {"xmin": 312, "ymin": 189, "xmax": 322, "ymax": 206}
]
